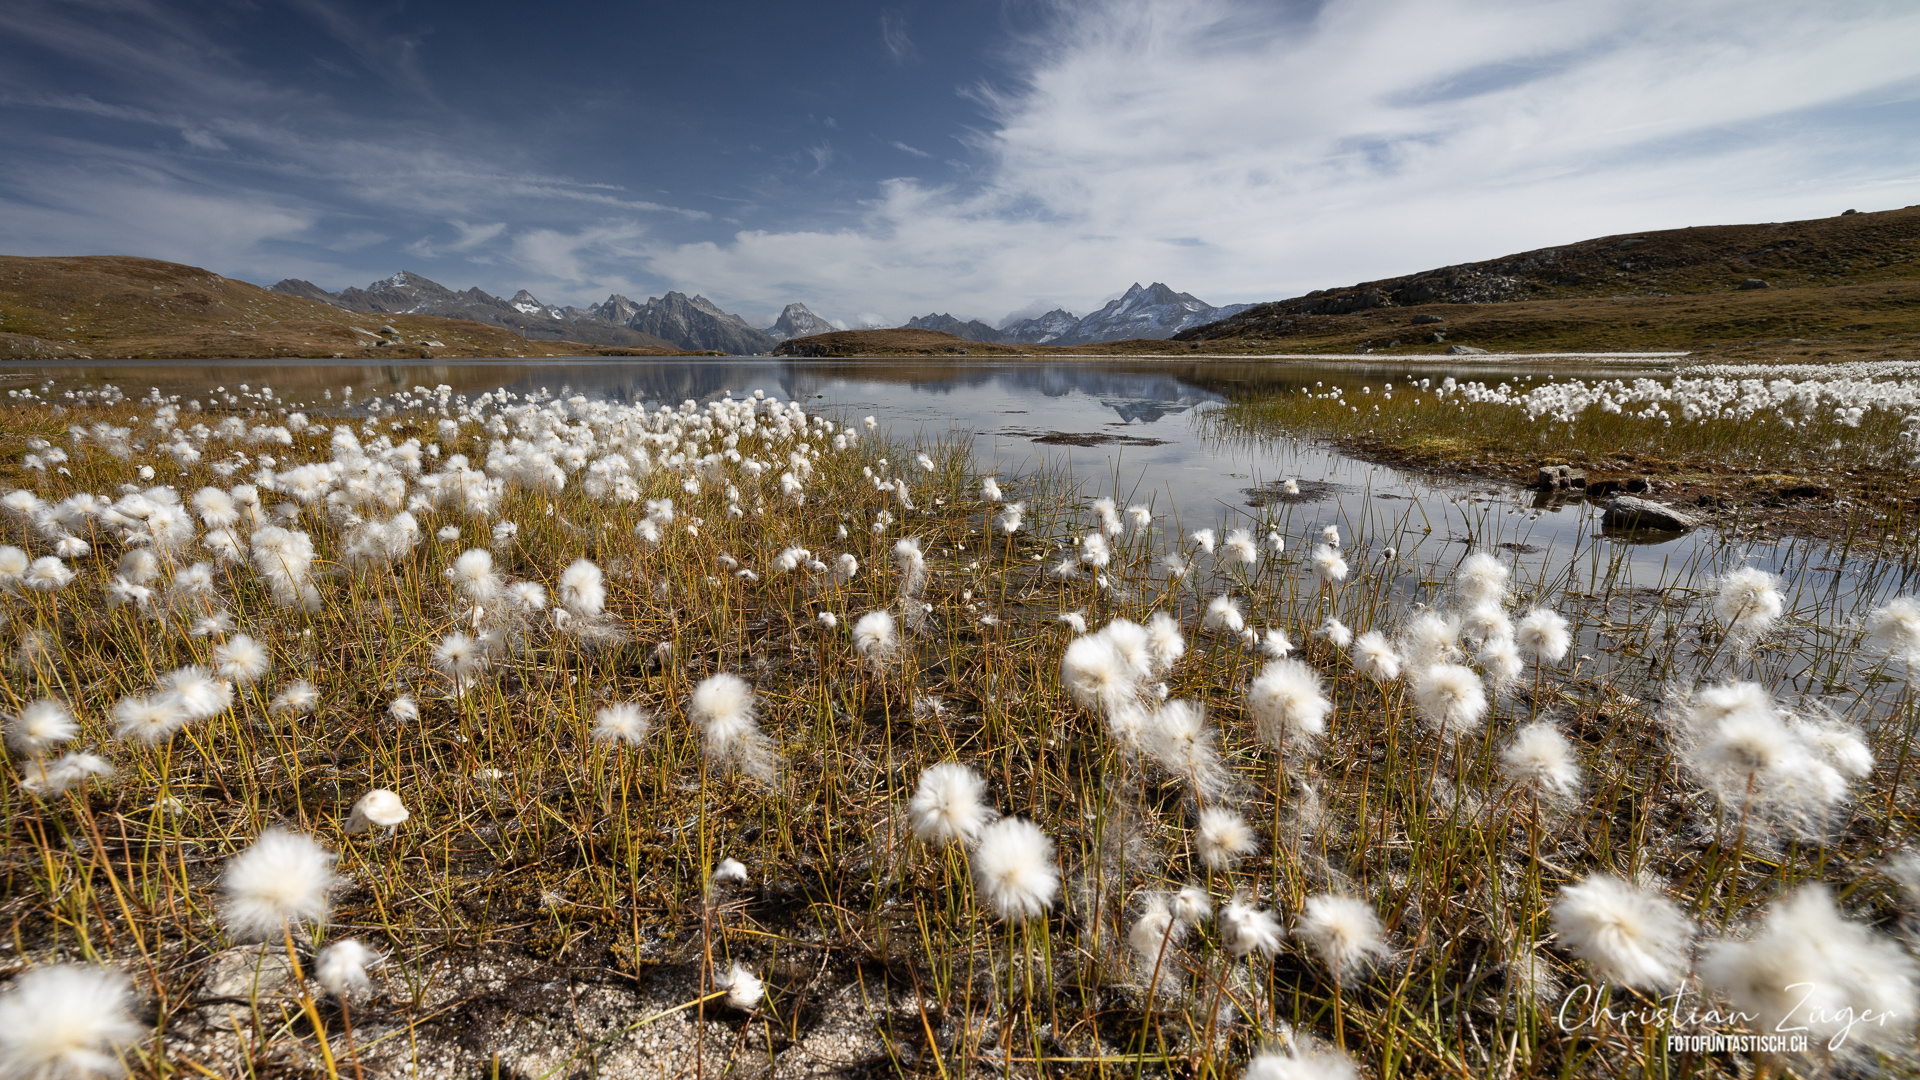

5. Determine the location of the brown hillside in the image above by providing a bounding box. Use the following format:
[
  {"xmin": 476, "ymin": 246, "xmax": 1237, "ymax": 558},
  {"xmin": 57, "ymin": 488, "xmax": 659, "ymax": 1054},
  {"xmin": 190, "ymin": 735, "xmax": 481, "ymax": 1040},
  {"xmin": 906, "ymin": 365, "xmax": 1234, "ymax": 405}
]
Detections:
[
  {"xmin": 0, "ymin": 256, "xmax": 685, "ymax": 360},
  {"xmin": 1176, "ymin": 205, "xmax": 1920, "ymax": 355},
  {"xmin": 774, "ymin": 328, "xmax": 1036, "ymax": 357}
]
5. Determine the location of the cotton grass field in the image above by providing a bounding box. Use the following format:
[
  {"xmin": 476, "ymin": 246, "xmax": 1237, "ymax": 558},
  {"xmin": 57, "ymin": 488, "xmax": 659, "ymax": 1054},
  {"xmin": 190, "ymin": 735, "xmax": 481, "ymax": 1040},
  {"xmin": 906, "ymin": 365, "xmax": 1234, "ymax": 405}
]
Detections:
[{"xmin": 3, "ymin": 372, "xmax": 1920, "ymax": 1079}]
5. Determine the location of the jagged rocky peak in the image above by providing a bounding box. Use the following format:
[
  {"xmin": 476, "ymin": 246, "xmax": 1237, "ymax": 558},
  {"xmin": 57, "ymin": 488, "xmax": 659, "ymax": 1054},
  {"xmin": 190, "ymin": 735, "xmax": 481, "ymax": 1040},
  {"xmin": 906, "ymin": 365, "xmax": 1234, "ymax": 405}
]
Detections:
[
  {"xmin": 761, "ymin": 302, "xmax": 839, "ymax": 342},
  {"xmin": 904, "ymin": 312, "xmax": 1006, "ymax": 344},
  {"xmin": 999, "ymin": 307, "xmax": 1080, "ymax": 345}
]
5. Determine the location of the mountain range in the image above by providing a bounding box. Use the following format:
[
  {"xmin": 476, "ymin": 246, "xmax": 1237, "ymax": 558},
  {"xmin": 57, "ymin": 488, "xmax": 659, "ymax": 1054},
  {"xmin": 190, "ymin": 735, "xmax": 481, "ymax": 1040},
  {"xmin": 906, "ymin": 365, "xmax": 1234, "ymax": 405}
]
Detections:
[
  {"xmin": 272, "ymin": 272, "xmax": 805, "ymax": 354},
  {"xmin": 906, "ymin": 283, "xmax": 1249, "ymax": 346},
  {"xmin": 276, "ymin": 272, "xmax": 1242, "ymax": 353}
]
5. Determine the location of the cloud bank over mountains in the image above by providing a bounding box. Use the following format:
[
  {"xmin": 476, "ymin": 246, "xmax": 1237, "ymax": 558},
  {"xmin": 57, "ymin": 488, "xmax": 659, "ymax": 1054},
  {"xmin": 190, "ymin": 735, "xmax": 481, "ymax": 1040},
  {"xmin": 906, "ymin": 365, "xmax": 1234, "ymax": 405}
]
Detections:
[{"xmin": 2, "ymin": 0, "xmax": 1916, "ymax": 328}]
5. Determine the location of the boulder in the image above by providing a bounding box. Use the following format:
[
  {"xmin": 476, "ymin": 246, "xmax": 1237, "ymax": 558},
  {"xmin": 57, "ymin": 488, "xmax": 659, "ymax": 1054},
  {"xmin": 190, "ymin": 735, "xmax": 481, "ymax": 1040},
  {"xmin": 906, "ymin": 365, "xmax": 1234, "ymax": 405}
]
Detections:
[
  {"xmin": 1446, "ymin": 344, "xmax": 1489, "ymax": 355},
  {"xmin": 1410, "ymin": 314, "xmax": 1444, "ymax": 325},
  {"xmin": 1425, "ymin": 331, "xmax": 1446, "ymax": 343},
  {"xmin": 1736, "ymin": 279, "xmax": 1770, "ymax": 290},
  {"xmin": 1601, "ymin": 495, "xmax": 1698, "ymax": 533}
]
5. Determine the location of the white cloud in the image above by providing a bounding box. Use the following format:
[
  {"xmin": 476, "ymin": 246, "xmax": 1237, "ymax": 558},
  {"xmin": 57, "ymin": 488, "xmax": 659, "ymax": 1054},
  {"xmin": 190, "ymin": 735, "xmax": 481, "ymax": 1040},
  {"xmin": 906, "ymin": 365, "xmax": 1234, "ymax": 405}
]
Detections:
[
  {"xmin": 881, "ymin": 10, "xmax": 917, "ymax": 63},
  {"xmin": 890, "ymin": 140, "xmax": 932, "ymax": 158},
  {"xmin": 642, "ymin": 0, "xmax": 1920, "ymax": 324}
]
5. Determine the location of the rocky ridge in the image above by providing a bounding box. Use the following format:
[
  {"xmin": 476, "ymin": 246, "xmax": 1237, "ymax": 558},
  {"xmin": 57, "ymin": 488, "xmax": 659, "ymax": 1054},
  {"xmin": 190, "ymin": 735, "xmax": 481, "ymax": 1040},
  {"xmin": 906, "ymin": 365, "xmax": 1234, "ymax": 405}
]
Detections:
[
  {"xmin": 904, "ymin": 283, "xmax": 1248, "ymax": 347},
  {"xmin": 274, "ymin": 273, "xmax": 781, "ymax": 353}
]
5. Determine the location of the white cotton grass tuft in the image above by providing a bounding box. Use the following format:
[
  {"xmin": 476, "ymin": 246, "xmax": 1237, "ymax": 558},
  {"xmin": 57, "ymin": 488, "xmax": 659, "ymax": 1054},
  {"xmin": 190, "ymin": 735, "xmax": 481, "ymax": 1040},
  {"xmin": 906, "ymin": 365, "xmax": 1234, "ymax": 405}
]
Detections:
[
  {"xmin": 1128, "ymin": 892, "xmax": 1186, "ymax": 963},
  {"xmin": 1143, "ymin": 699, "xmax": 1227, "ymax": 797},
  {"xmin": 980, "ymin": 476, "xmax": 1002, "ymax": 502},
  {"xmin": 715, "ymin": 961, "xmax": 765, "ymax": 1011},
  {"xmin": 1240, "ymin": 1042, "xmax": 1359, "ymax": 1080},
  {"xmin": 1794, "ymin": 717, "xmax": 1874, "ymax": 780},
  {"xmin": 688, "ymin": 673, "xmax": 777, "ymax": 783},
  {"xmin": 1259, "ymin": 628, "xmax": 1293, "ymax": 659},
  {"xmin": 388, "ymin": 696, "xmax": 419, "ymax": 724},
  {"xmin": 1195, "ymin": 806, "xmax": 1257, "ymax": 870},
  {"xmin": 852, "ymin": 609, "xmax": 900, "ymax": 668},
  {"xmin": 1060, "ymin": 633, "xmax": 1142, "ymax": 718},
  {"xmin": 20, "ymin": 753, "xmax": 114, "ymax": 797},
  {"xmin": 1458, "ymin": 602, "xmax": 1513, "ymax": 646},
  {"xmin": 1698, "ymin": 884, "xmax": 1917, "ymax": 1053},
  {"xmin": 221, "ymin": 827, "xmax": 336, "ymax": 941},
  {"xmin": 1219, "ymin": 896, "xmax": 1286, "ymax": 959},
  {"xmin": 1865, "ymin": 596, "xmax": 1920, "ymax": 671},
  {"xmin": 1144, "ymin": 611, "xmax": 1185, "ymax": 674},
  {"xmin": 1091, "ymin": 497, "xmax": 1122, "ymax": 537},
  {"xmin": 0, "ymin": 963, "xmax": 145, "ymax": 1080},
  {"xmin": 1680, "ymin": 681, "xmax": 1853, "ymax": 836},
  {"xmin": 158, "ymin": 665, "xmax": 233, "ymax": 721},
  {"xmin": 1126, "ymin": 504, "xmax": 1153, "ymax": 531},
  {"xmin": 1398, "ymin": 610, "xmax": 1462, "ymax": 671},
  {"xmin": 1247, "ymin": 658, "xmax": 1332, "ymax": 750},
  {"xmin": 1059, "ymin": 610, "xmax": 1088, "ymax": 635},
  {"xmin": 1173, "ymin": 886, "xmax": 1212, "ymax": 926},
  {"xmin": 345, "ymin": 789, "xmax": 409, "ymax": 834},
  {"xmin": 1296, "ymin": 895, "xmax": 1388, "ymax": 980},
  {"xmin": 444, "ymin": 548, "xmax": 502, "ymax": 606},
  {"xmin": 1315, "ymin": 616, "xmax": 1352, "ymax": 649},
  {"xmin": 1221, "ymin": 528, "xmax": 1258, "ymax": 567},
  {"xmin": 1500, "ymin": 723, "xmax": 1581, "ymax": 798},
  {"xmin": 314, "ymin": 938, "xmax": 380, "ymax": 999},
  {"xmin": 7, "ymin": 699, "xmax": 78, "ymax": 758},
  {"xmin": 995, "ymin": 502, "xmax": 1025, "ymax": 534},
  {"xmin": 558, "ymin": 558, "xmax": 607, "ymax": 618},
  {"xmin": 709, "ymin": 857, "xmax": 748, "ymax": 888},
  {"xmin": 1351, "ymin": 631, "xmax": 1401, "ymax": 682},
  {"xmin": 1202, "ymin": 595, "xmax": 1245, "ymax": 635},
  {"xmin": 1411, "ymin": 663, "xmax": 1488, "ymax": 738},
  {"xmin": 269, "ymin": 679, "xmax": 320, "ymax": 716},
  {"xmin": 113, "ymin": 694, "xmax": 187, "ymax": 746},
  {"xmin": 972, "ymin": 818, "xmax": 1058, "ymax": 922},
  {"xmin": 592, "ymin": 703, "xmax": 654, "ymax": 746},
  {"xmin": 1715, "ymin": 565, "xmax": 1784, "ymax": 642},
  {"xmin": 1477, "ymin": 636, "xmax": 1524, "ymax": 694},
  {"xmin": 1454, "ymin": 552, "xmax": 1510, "ymax": 607},
  {"xmin": 212, "ymin": 633, "xmax": 272, "ymax": 684},
  {"xmin": 433, "ymin": 632, "xmax": 487, "ymax": 682},
  {"xmin": 907, "ymin": 762, "xmax": 995, "ymax": 846},
  {"xmin": 1550, "ymin": 874, "xmax": 1693, "ymax": 990},
  {"xmin": 23, "ymin": 556, "xmax": 75, "ymax": 592},
  {"xmin": 1100, "ymin": 618, "xmax": 1152, "ymax": 678},
  {"xmin": 1309, "ymin": 543, "xmax": 1347, "ymax": 586}
]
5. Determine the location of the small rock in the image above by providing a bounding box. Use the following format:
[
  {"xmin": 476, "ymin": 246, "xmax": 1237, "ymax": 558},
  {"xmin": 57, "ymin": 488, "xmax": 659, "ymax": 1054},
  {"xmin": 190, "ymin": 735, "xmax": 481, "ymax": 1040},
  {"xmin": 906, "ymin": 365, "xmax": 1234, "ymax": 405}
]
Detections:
[
  {"xmin": 1587, "ymin": 477, "xmax": 1650, "ymax": 497},
  {"xmin": 1534, "ymin": 464, "xmax": 1588, "ymax": 491},
  {"xmin": 1446, "ymin": 344, "xmax": 1488, "ymax": 355},
  {"xmin": 1736, "ymin": 279, "xmax": 1770, "ymax": 290},
  {"xmin": 1601, "ymin": 495, "xmax": 1698, "ymax": 533},
  {"xmin": 203, "ymin": 943, "xmax": 299, "ymax": 1000},
  {"xmin": 1425, "ymin": 331, "xmax": 1446, "ymax": 343},
  {"xmin": 1410, "ymin": 314, "xmax": 1444, "ymax": 325}
]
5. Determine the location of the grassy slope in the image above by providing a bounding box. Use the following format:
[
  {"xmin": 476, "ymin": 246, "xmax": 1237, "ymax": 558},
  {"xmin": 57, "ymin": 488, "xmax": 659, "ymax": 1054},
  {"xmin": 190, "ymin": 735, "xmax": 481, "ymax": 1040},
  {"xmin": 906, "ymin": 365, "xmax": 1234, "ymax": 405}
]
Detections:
[
  {"xmin": 1173, "ymin": 205, "xmax": 1920, "ymax": 356},
  {"xmin": 0, "ymin": 255, "xmax": 687, "ymax": 360},
  {"xmin": 775, "ymin": 206, "xmax": 1920, "ymax": 360}
]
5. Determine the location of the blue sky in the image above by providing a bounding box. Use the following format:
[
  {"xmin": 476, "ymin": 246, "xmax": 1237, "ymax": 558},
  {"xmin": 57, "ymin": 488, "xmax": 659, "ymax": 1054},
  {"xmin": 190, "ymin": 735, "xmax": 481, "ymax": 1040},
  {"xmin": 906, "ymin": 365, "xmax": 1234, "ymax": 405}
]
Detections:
[{"xmin": 3, "ymin": 0, "xmax": 1917, "ymax": 328}]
